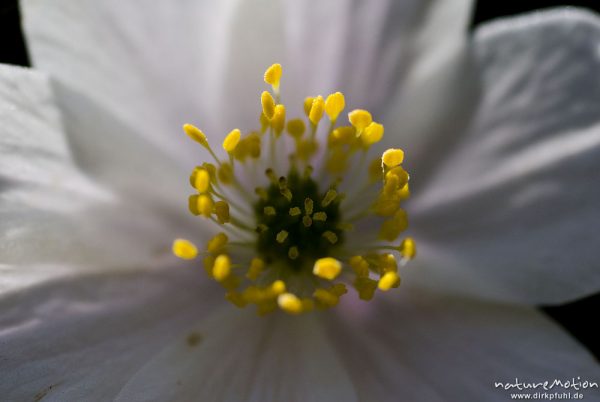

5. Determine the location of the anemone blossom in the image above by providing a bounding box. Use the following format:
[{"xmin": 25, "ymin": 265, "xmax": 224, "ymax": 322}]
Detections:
[{"xmin": 1, "ymin": 1, "xmax": 599, "ymax": 401}]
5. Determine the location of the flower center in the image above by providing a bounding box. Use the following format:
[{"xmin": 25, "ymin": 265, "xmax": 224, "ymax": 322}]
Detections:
[
  {"xmin": 254, "ymin": 169, "xmax": 343, "ymax": 271},
  {"xmin": 172, "ymin": 64, "xmax": 416, "ymax": 315}
]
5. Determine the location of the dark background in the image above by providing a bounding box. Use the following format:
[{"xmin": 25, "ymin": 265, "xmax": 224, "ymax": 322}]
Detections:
[{"xmin": 1, "ymin": 0, "xmax": 599, "ymax": 360}]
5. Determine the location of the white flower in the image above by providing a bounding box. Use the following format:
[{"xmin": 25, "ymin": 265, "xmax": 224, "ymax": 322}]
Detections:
[{"xmin": 1, "ymin": 1, "xmax": 599, "ymax": 401}]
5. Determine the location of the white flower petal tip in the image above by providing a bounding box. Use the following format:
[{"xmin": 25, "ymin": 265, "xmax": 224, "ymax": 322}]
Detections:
[{"xmin": 410, "ymin": 7, "xmax": 600, "ymax": 304}]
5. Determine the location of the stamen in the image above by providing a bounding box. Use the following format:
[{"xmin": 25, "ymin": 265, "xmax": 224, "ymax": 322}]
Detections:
[
  {"xmin": 378, "ymin": 271, "xmax": 400, "ymax": 291},
  {"xmin": 304, "ymin": 198, "xmax": 314, "ymax": 215},
  {"xmin": 276, "ymin": 230, "xmax": 289, "ymax": 243},
  {"xmin": 214, "ymin": 201, "xmax": 231, "ymax": 224},
  {"xmin": 212, "ymin": 254, "xmax": 231, "ymax": 281},
  {"xmin": 207, "ymin": 233, "xmax": 228, "ymax": 254},
  {"xmin": 348, "ymin": 109, "xmax": 372, "ymax": 136},
  {"xmin": 308, "ymin": 96, "xmax": 325, "ymax": 126},
  {"xmin": 183, "ymin": 124, "xmax": 208, "ymax": 147},
  {"xmin": 176, "ymin": 63, "xmax": 415, "ymax": 315},
  {"xmin": 277, "ymin": 293, "xmax": 303, "ymax": 315},
  {"xmin": 382, "ymin": 148, "xmax": 404, "ymax": 167},
  {"xmin": 313, "ymin": 257, "xmax": 342, "ymax": 280},
  {"xmin": 321, "ymin": 189, "xmax": 337, "ymax": 207},
  {"xmin": 325, "ymin": 92, "xmax": 345, "ymax": 122},
  {"xmin": 400, "ymin": 237, "xmax": 416, "ymax": 260},
  {"xmin": 313, "ymin": 212, "xmax": 327, "ymax": 221},
  {"xmin": 223, "ymin": 129, "xmax": 241, "ymax": 153},
  {"xmin": 271, "ymin": 105, "xmax": 286, "ymax": 136},
  {"xmin": 261, "ymin": 91, "xmax": 276, "ymax": 119},
  {"xmin": 172, "ymin": 239, "xmax": 198, "ymax": 260},
  {"xmin": 264, "ymin": 63, "xmax": 282, "ymax": 93},
  {"xmin": 361, "ymin": 122, "xmax": 384, "ymax": 147}
]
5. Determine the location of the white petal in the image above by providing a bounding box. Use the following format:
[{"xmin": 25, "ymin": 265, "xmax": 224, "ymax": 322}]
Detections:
[
  {"xmin": 22, "ymin": 0, "xmax": 473, "ymax": 150},
  {"xmin": 0, "ymin": 267, "xmax": 222, "ymax": 401},
  {"xmin": 115, "ymin": 309, "xmax": 357, "ymax": 402},
  {"xmin": 379, "ymin": 0, "xmax": 477, "ymax": 174},
  {"xmin": 325, "ymin": 288, "xmax": 600, "ymax": 402},
  {"xmin": 410, "ymin": 9, "xmax": 600, "ymax": 304},
  {"xmin": 20, "ymin": 0, "xmax": 240, "ymax": 163},
  {"xmin": 0, "ymin": 64, "xmax": 199, "ymax": 272}
]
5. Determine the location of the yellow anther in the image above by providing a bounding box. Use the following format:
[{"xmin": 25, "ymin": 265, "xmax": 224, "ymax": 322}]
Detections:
[
  {"xmin": 264, "ymin": 63, "xmax": 282, "ymax": 90},
  {"xmin": 286, "ymin": 118, "xmax": 306, "ymax": 139},
  {"xmin": 322, "ymin": 231, "xmax": 338, "ymax": 244},
  {"xmin": 309, "ymin": 96, "xmax": 325, "ymax": 125},
  {"xmin": 400, "ymin": 237, "xmax": 416, "ymax": 260},
  {"xmin": 172, "ymin": 239, "xmax": 198, "ymax": 260},
  {"xmin": 325, "ymin": 92, "xmax": 345, "ymax": 122},
  {"xmin": 348, "ymin": 109, "xmax": 372, "ymax": 134},
  {"xmin": 383, "ymin": 174, "xmax": 402, "ymax": 196},
  {"xmin": 214, "ymin": 200, "xmax": 230, "ymax": 224},
  {"xmin": 246, "ymin": 132, "xmax": 261, "ymax": 158},
  {"xmin": 278, "ymin": 176, "xmax": 291, "ymax": 199},
  {"xmin": 278, "ymin": 293, "xmax": 303, "ymax": 315},
  {"xmin": 354, "ymin": 277, "xmax": 377, "ymax": 301},
  {"xmin": 217, "ymin": 163, "xmax": 234, "ymax": 184},
  {"xmin": 264, "ymin": 206, "xmax": 276, "ymax": 216},
  {"xmin": 349, "ymin": 256, "xmax": 369, "ymax": 277},
  {"xmin": 378, "ymin": 271, "xmax": 400, "ymax": 291},
  {"xmin": 276, "ymin": 230, "xmax": 289, "ymax": 243},
  {"xmin": 246, "ymin": 257, "xmax": 265, "ymax": 280},
  {"xmin": 302, "ymin": 216, "xmax": 313, "ymax": 227},
  {"xmin": 368, "ymin": 157, "xmax": 383, "ymax": 182},
  {"xmin": 313, "ymin": 257, "xmax": 342, "ymax": 280},
  {"xmin": 270, "ymin": 280, "xmax": 286, "ymax": 295},
  {"xmin": 203, "ymin": 256, "xmax": 215, "ymax": 277},
  {"xmin": 289, "ymin": 207, "xmax": 301, "ymax": 216},
  {"xmin": 331, "ymin": 283, "xmax": 348, "ymax": 296},
  {"xmin": 212, "ymin": 254, "xmax": 231, "ymax": 282},
  {"xmin": 288, "ymin": 246, "xmax": 299, "ymax": 259},
  {"xmin": 303, "ymin": 97, "xmax": 314, "ymax": 117},
  {"xmin": 233, "ymin": 137, "xmax": 250, "ymax": 161},
  {"xmin": 313, "ymin": 288, "xmax": 339, "ymax": 307},
  {"xmin": 183, "ymin": 124, "xmax": 209, "ymax": 147},
  {"xmin": 261, "ymin": 91, "xmax": 276, "ymax": 120},
  {"xmin": 379, "ymin": 209, "xmax": 408, "ymax": 241},
  {"xmin": 304, "ymin": 198, "xmax": 314, "ymax": 215},
  {"xmin": 361, "ymin": 122, "xmax": 384, "ymax": 146},
  {"xmin": 321, "ymin": 189, "xmax": 338, "ymax": 207},
  {"xmin": 190, "ymin": 194, "xmax": 213, "ymax": 218},
  {"xmin": 271, "ymin": 104, "xmax": 286, "ymax": 135},
  {"xmin": 328, "ymin": 126, "xmax": 356, "ymax": 148},
  {"xmin": 385, "ymin": 166, "xmax": 409, "ymax": 189},
  {"xmin": 192, "ymin": 168, "xmax": 211, "ymax": 193},
  {"xmin": 382, "ymin": 148, "xmax": 404, "ymax": 167},
  {"xmin": 207, "ymin": 232, "xmax": 228, "ymax": 254},
  {"xmin": 313, "ymin": 212, "xmax": 327, "ymax": 221},
  {"xmin": 256, "ymin": 223, "xmax": 268, "ymax": 234},
  {"xmin": 223, "ymin": 129, "xmax": 241, "ymax": 153}
]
